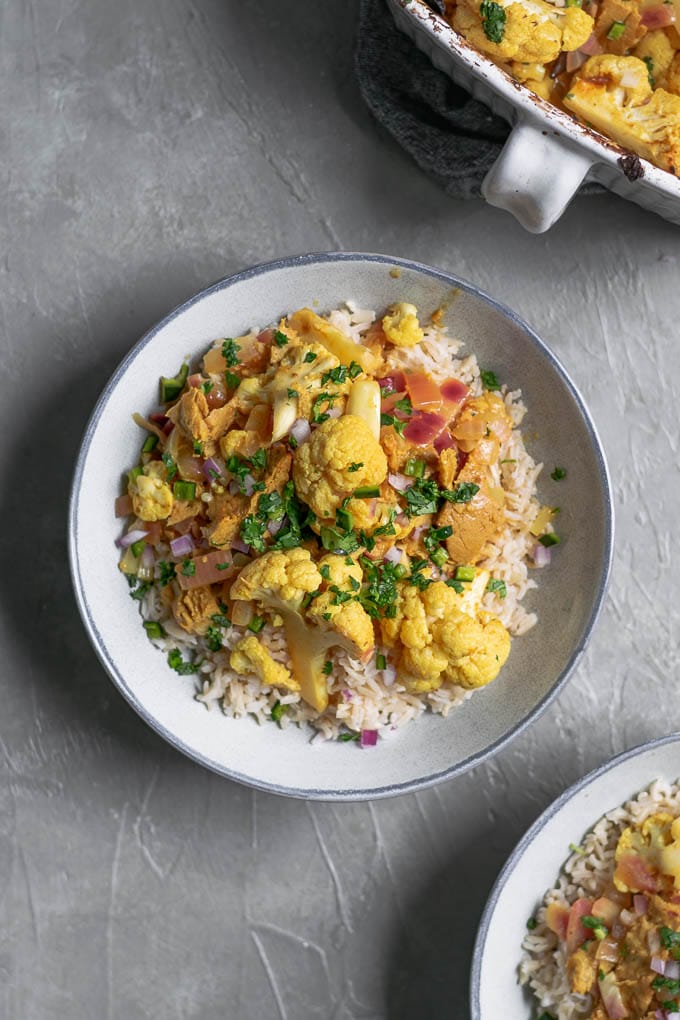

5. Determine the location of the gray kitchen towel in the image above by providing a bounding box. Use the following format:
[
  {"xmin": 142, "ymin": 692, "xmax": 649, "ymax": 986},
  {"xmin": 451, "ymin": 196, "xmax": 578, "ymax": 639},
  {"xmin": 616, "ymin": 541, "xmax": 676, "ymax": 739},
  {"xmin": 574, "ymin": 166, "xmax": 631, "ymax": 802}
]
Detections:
[{"xmin": 355, "ymin": 0, "xmax": 600, "ymax": 199}]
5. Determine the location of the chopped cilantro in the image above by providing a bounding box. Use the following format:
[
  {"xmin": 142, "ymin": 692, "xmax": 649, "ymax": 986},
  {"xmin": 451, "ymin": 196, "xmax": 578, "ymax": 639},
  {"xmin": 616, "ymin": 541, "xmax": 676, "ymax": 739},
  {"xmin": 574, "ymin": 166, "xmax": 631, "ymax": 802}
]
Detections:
[
  {"xmin": 241, "ymin": 515, "xmax": 267, "ymax": 552},
  {"xmin": 320, "ymin": 564, "xmax": 331, "ymax": 580},
  {"xmin": 380, "ymin": 412, "xmax": 407, "ymax": 437},
  {"xmin": 661, "ymin": 927, "xmax": 680, "ymax": 951},
  {"xmin": 550, "ymin": 466, "xmax": 567, "ymax": 481},
  {"xmin": 311, "ymin": 392, "xmax": 337, "ymax": 424},
  {"xmin": 321, "ymin": 364, "xmax": 349, "ymax": 385},
  {"xmin": 445, "ymin": 578, "xmax": 464, "ymax": 593},
  {"xmin": 273, "ymin": 329, "xmax": 289, "ymax": 348},
  {"xmin": 424, "ymin": 525, "xmax": 452, "ymax": 567},
  {"xmin": 440, "ymin": 482, "xmax": 480, "ymax": 504},
  {"xmin": 338, "ymin": 732, "xmax": 360, "ymax": 742},
  {"xmin": 205, "ymin": 625, "xmax": 223, "ymax": 652},
  {"xmin": 480, "ymin": 0, "xmax": 506, "ymax": 41},
  {"xmin": 480, "ymin": 368, "xmax": 500, "ymax": 390},
  {"xmin": 643, "ymin": 54, "xmax": 655, "ymax": 87},
  {"xmin": 201, "ymin": 380, "xmax": 214, "ymax": 395},
  {"xmin": 288, "ymin": 435, "xmax": 298, "ymax": 450},
  {"xmin": 215, "ymin": 562, "xmax": 230, "ymax": 571},
  {"xmin": 249, "ymin": 448, "xmax": 268, "ymax": 472},
  {"xmin": 349, "ymin": 361, "xmax": 362, "ymax": 379},
  {"xmin": 582, "ymin": 915, "xmax": 608, "ymax": 940},
  {"xmin": 322, "ymin": 660, "xmax": 333, "ymax": 676},
  {"xmin": 526, "ymin": 917, "xmax": 538, "ymax": 930},
  {"xmin": 486, "ymin": 578, "xmax": 507, "ymax": 598},
  {"xmin": 167, "ymin": 649, "xmax": 198, "ymax": 675},
  {"xmin": 348, "ymin": 462, "xmax": 363, "ymax": 473},
  {"xmin": 193, "ymin": 439, "xmax": 204, "ymax": 456},
  {"xmin": 221, "ymin": 338, "xmax": 241, "ymax": 367},
  {"xmin": 373, "ymin": 508, "xmax": 397, "ymax": 539},
  {"xmin": 224, "ymin": 369, "xmax": 240, "ymax": 390},
  {"xmin": 539, "ymin": 533, "xmax": 561, "ymax": 547},
  {"xmin": 211, "ymin": 612, "xmax": 230, "ymax": 628},
  {"xmin": 336, "ymin": 506, "xmax": 353, "ymax": 533},
  {"xmin": 653, "ymin": 976, "xmax": 680, "ymax": 995},
  {"xmin": 158, "ymin": 561, "xmax": 176, "ymax": 587},
  {"xmin": 129, "ymin": 580, "xmax": 152, "ymax": 601},
  {"xmin": 404, "ymin": 477, "xmax": 440, "ymax": 517},
  {"xmin": 303, "ymin": 350, "xmax": 317, "ymax": 363},
  {"xmin": 271, "ymin": 700, "xmax": 288, "ymax": 723},
  {"xmin": 287, "ymin": 388, "xmax": 299, "ymax": 399},
  {"xmin": 320, "ymin": 526, "xmax": 360, "ymax": 554},
  {"xmin": 180, "ymin": 559, "xmax": 195, "ymax": 577}
]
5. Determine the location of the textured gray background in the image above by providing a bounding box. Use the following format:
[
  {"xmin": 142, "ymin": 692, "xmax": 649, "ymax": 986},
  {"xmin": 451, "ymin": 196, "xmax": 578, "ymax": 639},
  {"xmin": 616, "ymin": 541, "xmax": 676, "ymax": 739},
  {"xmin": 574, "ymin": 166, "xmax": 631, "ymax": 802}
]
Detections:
[{"xmin": 1, "ymin": 1, "xmax": 679, "ymax": 1018}]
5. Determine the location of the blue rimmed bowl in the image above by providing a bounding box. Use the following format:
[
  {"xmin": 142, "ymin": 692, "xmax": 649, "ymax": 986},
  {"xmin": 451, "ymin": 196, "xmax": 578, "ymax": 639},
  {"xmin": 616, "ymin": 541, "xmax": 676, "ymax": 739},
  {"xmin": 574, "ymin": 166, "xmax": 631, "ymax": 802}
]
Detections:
[
  {"xmin": 471, "ymin": 733, "xmax": 680, "ymax": 1017},
  {"xmin": 68, "ymin": 252, "xmax": 613, "ymax": 800}
]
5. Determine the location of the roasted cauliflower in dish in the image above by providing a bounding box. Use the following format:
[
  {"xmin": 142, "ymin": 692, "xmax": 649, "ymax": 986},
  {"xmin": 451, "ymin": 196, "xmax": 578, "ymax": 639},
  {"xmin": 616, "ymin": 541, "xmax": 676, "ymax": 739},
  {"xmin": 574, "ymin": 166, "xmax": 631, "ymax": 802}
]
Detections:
[
  {"xmin": 443, "ymin": 0, "xmax": 680, "ymax": 175},
  {"xmin": 116, "ymin": 300, "xmax": 553, "ymax": 744}
]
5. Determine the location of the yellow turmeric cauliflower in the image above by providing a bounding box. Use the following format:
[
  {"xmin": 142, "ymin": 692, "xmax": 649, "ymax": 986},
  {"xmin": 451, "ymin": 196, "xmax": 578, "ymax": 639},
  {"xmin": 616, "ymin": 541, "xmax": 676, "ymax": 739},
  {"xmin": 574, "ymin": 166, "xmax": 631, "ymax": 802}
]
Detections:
[
  {"xmin": 382, "ymin": 303, "xmax": 424, "ymax": 348},
  {"xmin": 263, "ymin": 342, "xmax": 349, "ymax": 443},
  {"xmin": 305, "ymin": 554, "xmax": 375, "ymax": 658},
  {"xmin": 230, "ymin": 636, "xmax": 299, "ymax": 693},
  {"xmin": 453, "ymin": 0, "xmax": 593, "ymax": 65},
  {"xmin": 292, "ymin": 414, "xmax": 388, "ymax": 525},
  {"xmin": 128, "ymin": 461, "xmax": 174, "ymax": 522},
  {"xmin": 564, "ymin": 56, "xmax": 680, "ymax": 174},
  {"xmin": 380, "ymin": 579, "xmax": 510, "ymax": 693},
  {"xmin": 230, "ymin": 547, "xmax": 322, "ymax": 612}
]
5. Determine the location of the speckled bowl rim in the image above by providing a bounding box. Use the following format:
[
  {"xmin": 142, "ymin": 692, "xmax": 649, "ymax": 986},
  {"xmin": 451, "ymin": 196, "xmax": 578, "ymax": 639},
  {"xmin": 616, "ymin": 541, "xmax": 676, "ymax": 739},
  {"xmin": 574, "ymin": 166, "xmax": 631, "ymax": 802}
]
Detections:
[
  {"xmin": 68, "ymin": 252, "xmax": 614, "ymax": 800},
  {"xmin": 469, "ymin": 731, "xmax": 680, "ymax": 1017}
]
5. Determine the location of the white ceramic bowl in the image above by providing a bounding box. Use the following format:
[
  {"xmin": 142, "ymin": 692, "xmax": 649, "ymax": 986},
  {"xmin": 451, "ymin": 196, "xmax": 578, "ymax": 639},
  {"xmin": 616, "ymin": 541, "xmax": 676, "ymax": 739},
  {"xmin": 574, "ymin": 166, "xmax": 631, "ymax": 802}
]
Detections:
[
  {"xmin": 388, "ymin": 0, "xmax": 680, "ymax": 232},
  {"xmin": 69, "ymin": 252, "xmax": 613, "ymax": 800},
  {"xmin": 471, "ymin": 732, "xmax": 680, "ymax": 1017}
]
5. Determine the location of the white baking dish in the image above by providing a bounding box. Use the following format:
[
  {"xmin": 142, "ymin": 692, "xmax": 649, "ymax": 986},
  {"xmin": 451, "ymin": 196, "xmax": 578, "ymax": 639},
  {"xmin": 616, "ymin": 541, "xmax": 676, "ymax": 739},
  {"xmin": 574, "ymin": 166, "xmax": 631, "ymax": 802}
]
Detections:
[{"xmin": 387, "ymin": 0, "xmax": 680, "ymax": 231}]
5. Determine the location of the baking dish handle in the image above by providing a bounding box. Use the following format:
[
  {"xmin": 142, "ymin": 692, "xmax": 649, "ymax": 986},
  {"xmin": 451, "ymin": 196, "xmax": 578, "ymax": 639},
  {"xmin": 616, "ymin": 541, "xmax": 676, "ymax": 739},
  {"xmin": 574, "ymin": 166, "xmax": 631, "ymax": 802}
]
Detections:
[{"xmin": 481, "ymin": 120, "xmax": 595, "ymax": 233}]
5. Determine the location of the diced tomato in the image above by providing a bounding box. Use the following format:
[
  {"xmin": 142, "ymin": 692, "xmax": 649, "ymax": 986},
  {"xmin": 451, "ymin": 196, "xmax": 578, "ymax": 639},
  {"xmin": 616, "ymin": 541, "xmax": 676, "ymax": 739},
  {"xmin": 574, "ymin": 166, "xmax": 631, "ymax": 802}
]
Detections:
[
  {"xmin": 115, "ymin": 494, "xmax": 133, "ymax": 518},
  {"xmin": 434, "ymin": 430, "xmax": 455, "ymax": 454},
  {"xmin": 177, "ymin": 549, "xmax": 234, "ymax": 590},
  {"xmin": 545, "ymin": 901, "xmax": 570, "ymax": 941},
  {"xmin": 403, "ymin": 411, "xmax": 447, "ymax": 446},
  {"xmin": 591, "ymin": 897, "xmax": 621, "ymax": 928},
  {"xmin": 614, "ymin": 852, "xmax": 660, "ymax": 894},
  {"xmin": 565, "ymin": 898, "xmax": 595, "ymax": 953},
  {"xmin": 405, "ymin": 371, "xmax": 442, "ymax": 413}
]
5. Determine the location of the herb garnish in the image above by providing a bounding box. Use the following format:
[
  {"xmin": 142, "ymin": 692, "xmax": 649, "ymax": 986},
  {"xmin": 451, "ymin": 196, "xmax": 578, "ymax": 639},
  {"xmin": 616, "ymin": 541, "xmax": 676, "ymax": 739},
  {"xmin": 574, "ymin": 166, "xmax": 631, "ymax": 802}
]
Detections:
[{"xmin": 221, "ymin": 338, "xmax": 241, "ymax": 366}]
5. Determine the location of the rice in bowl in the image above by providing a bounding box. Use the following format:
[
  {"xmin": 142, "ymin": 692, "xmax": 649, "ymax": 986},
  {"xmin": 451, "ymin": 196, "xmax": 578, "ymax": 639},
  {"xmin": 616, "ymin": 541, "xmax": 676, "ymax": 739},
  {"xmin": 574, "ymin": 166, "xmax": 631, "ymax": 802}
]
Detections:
[
  {"xmin": 521, "ymin": 779, "xmax": 680, "ymax": 1019},
  {"xmin": 115, "ymin": 300, "xmax": 558, "ymax": 744}
]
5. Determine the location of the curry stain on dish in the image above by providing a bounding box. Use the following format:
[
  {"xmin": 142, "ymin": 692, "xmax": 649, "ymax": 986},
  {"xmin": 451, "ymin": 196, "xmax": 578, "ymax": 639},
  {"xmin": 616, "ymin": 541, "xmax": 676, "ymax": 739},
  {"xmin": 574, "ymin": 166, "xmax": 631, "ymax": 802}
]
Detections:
[{"xmin": 115, "ymin": 301, "xmax": 560, "ymax": 744}]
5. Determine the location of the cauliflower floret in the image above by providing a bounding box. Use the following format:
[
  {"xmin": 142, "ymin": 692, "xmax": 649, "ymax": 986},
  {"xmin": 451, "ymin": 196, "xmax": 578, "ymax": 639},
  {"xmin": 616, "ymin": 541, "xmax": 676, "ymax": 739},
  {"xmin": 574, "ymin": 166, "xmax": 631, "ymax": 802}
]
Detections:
[
  {"xmin": 230, "ymin": 636, "xmax": 300, "ymax": 693},
  {"xmin": 292, "ymin": 415, "xmax": 388, "ymax": 525},
  {"xmin": 230, "ymin": 547, "xmax": 322, "ymax": 611},
  {"xmin": 564, "ymin": 55, "xmax": 680, "ymax": 173},
  {"xmin": 262, "ymin": 342, "xmax": 349, "ymax": 443},
  {"xmin": 287, "ymin": 308, "xmax": 380, "ymax": 374},
  {"xmin": 128, "ymin": 461, "xmax": 174, "ymax": 521},
  {"xmin": 453, "ymin": 0, "xmax": 593, "ymax": 65},
  {"xmin": 381, "ymin": 303, "xmax": 425, "ymax": 348},
  {"xmin": 666, "ymin": 52, "xmax": 680, "ymax": 96},
  {"xmin": 307, "ymin": 596, "xmax": 375, "ymax": 657},
  {"xmin": 380, "ymin": 580, "xmax": 510, "ymax": 693},
  {"xmin": 633, "ymin": 30, "xmax": 674, "ymax": 84}
]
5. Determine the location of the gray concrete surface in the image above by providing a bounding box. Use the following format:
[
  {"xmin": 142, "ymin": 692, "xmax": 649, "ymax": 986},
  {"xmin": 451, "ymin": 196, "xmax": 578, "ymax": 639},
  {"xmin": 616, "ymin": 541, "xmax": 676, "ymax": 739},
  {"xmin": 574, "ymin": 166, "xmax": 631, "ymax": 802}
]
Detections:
[{"xmin": 1, "ymin": 0, "xmax": 679, "ymax": 1017}]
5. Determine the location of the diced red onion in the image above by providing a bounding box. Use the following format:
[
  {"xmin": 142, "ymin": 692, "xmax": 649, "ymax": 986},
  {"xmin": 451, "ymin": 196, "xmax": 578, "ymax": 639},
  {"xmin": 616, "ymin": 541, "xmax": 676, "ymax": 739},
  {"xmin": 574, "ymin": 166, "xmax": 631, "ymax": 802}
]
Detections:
[
  {"xmin": 533, "ymin": 543, "xmax": 552, "ymax": 567},
  {"xmin": 290, "ymin": 418, "xmax": 311, "ymax": 444},
  {"xmin": 162, "ymin": 420, "xmax": 174, "ymax": 436},
  {"xmin": 412, "ymin": 525, "xmax": 426, "ymax": 540},
  {"xmin": 170, "ymin": 533, "xmax": 195, "ymax": 558},
  {"xmin": 342, "ymin": 689, "xmax": 353, "ymax": 702},
  {"xmin": 655, "ymin": 1010, "xmax": 667, "ymax": 1020},
  {"xmin": 203, "ymin": 457, "xmax": 222, "ymax": 482},
  {"xmin": 383, "ymin": 665, "xmax": 396, "ymax": 687},
  {"xmin": 652, "ymin": 957, "xmax": 666, "ymax": 976},
  {"xmin": 642, "ymin": 3, "xmax": 675, "ymax": 27},
  {"xmin": 116, "ymin": 528, "xmax": 148, "ymax": 549},
  {"xmin": 619, "ymin": 908, "xmax": 635, "ymax": 927},
  {"xmin": 268, "ymin": 517, "xmax": 285, "ymax": 536},
  {"xmin": 231, "ymin": 538, "xmax": 250, "ymax": 555},
  {"xmin": 388, "ymin": 472, "xmax": 410, "ymax": 492},
  {"xmin": 611, "ymin": 922, "xmax": 625, "ymax": 940},
  {"xmin": 633, "ymin": 894, "xmax": 648, "ymax": 915},
  {"xmin": 327, "ymin": 406, "xmax": 342, "ymax": 419},
  {"xmin": 649, "ymin": 929, "xmax": 662, "ymax": 955},
  {"xmin": 360, "ymin": 729, "xmax": 378, "ymax": 748},
  {"xmin": 580, "ymin": 31, "xmax": 604, "ymax": 56},
  {"xmin": 667, "ymin": 959, "xmax": 680, "ymax": 981},
  {"xmin": 140, "ymin": 544, "xmax": 155, "ymax": 570},
  {"xmin": 384, "ymin": 546, "xmax": 402, "ymax": 565},
  {"xmin": 243, "ymin": 473, "xmax": 256, "ymax": 497},
  {"xmin": 566, "ymin": 49, "xmax": 589, "ymax": 73},
  {"xmin": 228, "ymin": 480, "xmax": 240, "ymax": 495},
  {"xmin": 434, "ymin": 429, "xmax": 455, "ymax": 453},
  {"xmin": 396, "ymin": 513, "xmax": 408, "ymax": 526}
]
